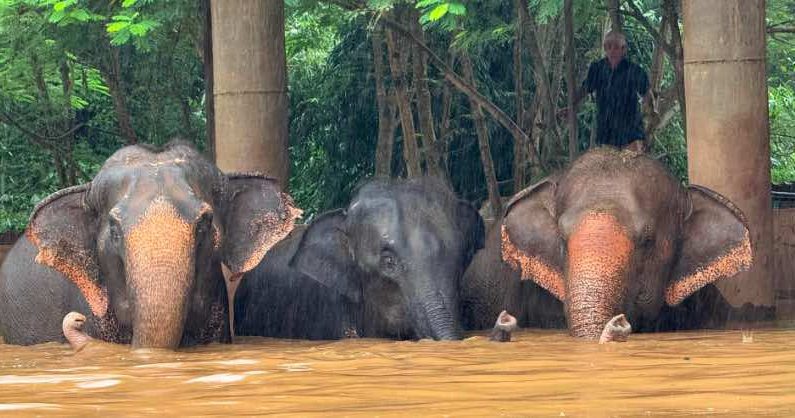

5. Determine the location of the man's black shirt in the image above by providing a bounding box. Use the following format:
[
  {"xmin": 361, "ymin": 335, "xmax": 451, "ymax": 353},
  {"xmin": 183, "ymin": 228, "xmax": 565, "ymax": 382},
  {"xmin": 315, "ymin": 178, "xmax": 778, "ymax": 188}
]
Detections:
[{"xmin": 584, "ymin": 57, "xmax": 649, "ymax": 147}]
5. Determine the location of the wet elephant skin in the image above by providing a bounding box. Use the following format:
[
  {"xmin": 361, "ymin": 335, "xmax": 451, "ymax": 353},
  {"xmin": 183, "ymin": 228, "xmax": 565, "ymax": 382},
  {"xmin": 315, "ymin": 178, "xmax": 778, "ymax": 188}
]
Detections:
[
  {"xmin": 235, "ymin": 177, "xmax": 485, "ymax": 341},
  {"xmin": 0, "ymin": 141, "xmax": 300, "ymax": 349}
]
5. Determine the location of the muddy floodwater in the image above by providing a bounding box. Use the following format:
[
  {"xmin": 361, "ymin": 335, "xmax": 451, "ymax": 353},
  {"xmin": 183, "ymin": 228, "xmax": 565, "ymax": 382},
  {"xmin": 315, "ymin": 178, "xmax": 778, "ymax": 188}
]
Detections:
[{"xmin": 0, "ymin": 327, "xmax": 794, "ymax": 416}]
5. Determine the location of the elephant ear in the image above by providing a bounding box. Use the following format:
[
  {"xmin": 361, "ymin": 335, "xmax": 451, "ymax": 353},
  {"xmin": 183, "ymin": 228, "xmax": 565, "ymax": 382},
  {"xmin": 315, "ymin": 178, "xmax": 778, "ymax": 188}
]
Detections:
[
  {"xmin": 25, "ymin": 184, "xmax": 109, "ymax": 318},
  {"xmin": 455, "ymin": 200, "xmax": 485, "ymax": 267},
  {"xmin": 288, "ymin": 209, "xmax": 362, "ymax": 303},
  {"xmin": 666, "ymin": 185, "xmax": 753, "ymax": 306},
  {"xmin": 500, "ymin": 177, "xmax": 566, "ymax": 301},
  {"xmin": 221, "ymin": 173, "xmax": 303, "ymax": 276}
]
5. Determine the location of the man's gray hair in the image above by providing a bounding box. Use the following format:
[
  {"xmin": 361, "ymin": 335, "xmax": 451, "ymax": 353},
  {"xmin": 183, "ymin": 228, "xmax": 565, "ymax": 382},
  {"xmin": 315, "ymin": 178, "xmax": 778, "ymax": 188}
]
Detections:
[{"xmin": 603, "ymin": 30, "xmax": 627, "ymax": 48}]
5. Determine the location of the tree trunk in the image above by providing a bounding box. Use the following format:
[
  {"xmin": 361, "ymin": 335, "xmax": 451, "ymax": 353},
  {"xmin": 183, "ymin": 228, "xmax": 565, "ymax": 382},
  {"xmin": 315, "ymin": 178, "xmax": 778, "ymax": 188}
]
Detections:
[
  {"xmin": 409, "ymin": 11, "xmax": 443, "ymax": 178},
  {"xmin": 211, "ymin": 0, "xmax": 290, "ymax": 184},
  {"xmin": 438, "ymin": 70, "xmax": 453, "ymax": 171},
  {"xmin": 462, "ymin": 55, "xmax": 502, "ymax": 217},
  {"xmin": 104, "ymin": 44, "xmax": 138, "ymax": 145},
  {"xmin": 59, "ymin": 58, "xmax": 77, "ymax": 186},
  {"xmin": 385, "ymin": 25, "xmax": 422, "ymax": 177},
  {"xmin": 626, "ymin": 0, "xmax": 686, "ymax": 138},
  {"xmin": 564, "ymin": 0, "xmax": 578, "ymax": 162},
  {"xmin": 375, "ymin": 13, "xmax": 547, "ymax": 172},
  {"xmin": 372, "ymin": 27, "xmax": 395, "ymax": 177},
  {"xmin": 512, "ymin": 0, "xmax": 526, "ymax": 193},
  {"xmin": 518, "ymin": 3, "xmax": 560, "ymax": 154},
  {"xmin": 683, "ymin": 0, "xmax": 773, "ymax": 308},
  {"xmin": 202, "ymin": 0, "xmax": 215, "ymax": 161},
  {"xmin": 606, "ymin": 0, "xmax": 624, "ymax": 33},
  {"xmin": 664, "ymin": 0, "xmax": 687, "ymax": 136}
]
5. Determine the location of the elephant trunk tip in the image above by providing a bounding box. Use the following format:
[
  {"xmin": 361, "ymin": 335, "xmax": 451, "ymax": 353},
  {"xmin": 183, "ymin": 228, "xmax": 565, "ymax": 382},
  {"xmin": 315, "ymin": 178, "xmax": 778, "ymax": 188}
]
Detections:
[
  {"xmin": 598, "ymin": 314, "xmax": 632, "ymax": 344},
  {"xmin": 489, "ymin": 310, "xmax": 518, "ymax": 342},
  {"xmin": 62, "ymin": 311, "xmax": 93, "ymax": 352}
]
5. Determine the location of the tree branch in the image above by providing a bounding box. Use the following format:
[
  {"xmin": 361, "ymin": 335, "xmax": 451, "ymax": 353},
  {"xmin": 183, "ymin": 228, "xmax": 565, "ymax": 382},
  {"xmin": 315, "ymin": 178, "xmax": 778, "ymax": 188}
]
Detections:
[
  {"xmin": 0, "ymin": 109, "xmax": 85, "ymax": 143},
  {"xmin": 621, "ymin": 0, "xmax": 675, "ymax": 56},
  {"xmin": 323, "ymin": 0, "xmax": 547, "ymax": 171},
  {"xmin": 768, "ymin": 26, "xmax": 795, "ymax": 34}
]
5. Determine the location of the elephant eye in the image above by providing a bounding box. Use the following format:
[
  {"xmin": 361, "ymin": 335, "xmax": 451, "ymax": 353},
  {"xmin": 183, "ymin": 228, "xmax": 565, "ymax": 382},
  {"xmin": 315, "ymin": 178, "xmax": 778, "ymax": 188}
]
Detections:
[
  {"xmin": 379, "ymin": 249, "xmax": 399, "ymax": 275},
  {"xmin": 196, "ymin": 211, "xmax": 213, "ymax": 235},
  {"xmin": 108, "ymin": 217, "xmax": 122, "ymax": 243}
]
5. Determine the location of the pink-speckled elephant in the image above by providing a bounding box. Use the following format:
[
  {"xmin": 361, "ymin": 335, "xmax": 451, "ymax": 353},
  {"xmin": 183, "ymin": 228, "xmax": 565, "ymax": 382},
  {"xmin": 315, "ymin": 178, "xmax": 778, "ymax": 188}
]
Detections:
[
  {"xmin": 462, "ymin": 147, "xmax": 753, "ymax": 340},
  {"xmin": 0, "ymin": 141, "xmax": 300, "ymax": 349}
]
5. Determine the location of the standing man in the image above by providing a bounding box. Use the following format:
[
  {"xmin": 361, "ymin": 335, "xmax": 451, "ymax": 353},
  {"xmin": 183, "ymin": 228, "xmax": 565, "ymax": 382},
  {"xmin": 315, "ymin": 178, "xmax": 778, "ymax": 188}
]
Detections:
[{"xmin": 562, "ymin": 31, "xmax": 651, "ymax": 151}]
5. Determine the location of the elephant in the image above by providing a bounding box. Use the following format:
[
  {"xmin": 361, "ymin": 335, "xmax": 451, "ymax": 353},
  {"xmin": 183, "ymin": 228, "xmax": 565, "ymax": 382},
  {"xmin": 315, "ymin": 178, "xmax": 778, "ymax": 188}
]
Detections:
[
  {"xmin": 0, "ymin": 141, "xmax": 301, "ymax": 348},
  {"xmin": 462, "ymin": 147, "xmax": 753, "ymax": 340},
  {"xmin": 234, "ymin": 177, "xmax": 485, "ymax": 340}
]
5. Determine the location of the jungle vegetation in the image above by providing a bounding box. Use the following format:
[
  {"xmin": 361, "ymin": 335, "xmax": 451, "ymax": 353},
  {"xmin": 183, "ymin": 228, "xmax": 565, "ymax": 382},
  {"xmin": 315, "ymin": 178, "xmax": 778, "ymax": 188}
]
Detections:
[{"xmin": 0, "ymin": 0, "xmax": 793, "ymax": 232}]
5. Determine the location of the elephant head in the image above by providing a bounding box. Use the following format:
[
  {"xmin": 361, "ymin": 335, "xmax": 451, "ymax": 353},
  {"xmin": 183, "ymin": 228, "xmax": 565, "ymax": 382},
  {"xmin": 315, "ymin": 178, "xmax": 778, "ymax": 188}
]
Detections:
[
  {"xmin": 501, "ymin": 147, "xmax": 752, "ymax": 340},
  {"xmin": 25, "ymin": 141, "xmax": 300, "ymax": 348},
  {"xmin": 289, "ymin": 178, "xmax": 484, "ymax": 340}
]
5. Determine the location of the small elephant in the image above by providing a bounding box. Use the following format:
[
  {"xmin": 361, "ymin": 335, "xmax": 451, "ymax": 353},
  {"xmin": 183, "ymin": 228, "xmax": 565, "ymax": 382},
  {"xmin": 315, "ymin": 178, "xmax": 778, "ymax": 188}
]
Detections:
[
  {"xmin": 234, "ymin": 177, "xmax": 485, "ymax": 340},
  {"xmin": 463, "ymin": 147, "xmax": 752, "ymax": 340},
  {"xmin": 0, "ymin": 141, "xmax": 301, "ymax": 349}
]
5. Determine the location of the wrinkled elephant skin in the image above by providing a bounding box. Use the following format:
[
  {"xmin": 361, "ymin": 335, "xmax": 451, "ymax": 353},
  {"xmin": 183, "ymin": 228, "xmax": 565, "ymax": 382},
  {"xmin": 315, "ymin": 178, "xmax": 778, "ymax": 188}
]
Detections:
[
  {"xmin": 0, "ymin": 141, "xmax": 300, "ymax": 349},
  {"xmin": 235, "ymin": 177, "xmax": 485, "ymax": 341},
  {"xmin": 463, "ymin": 147, "xmax": 752, "ymax": 340}
]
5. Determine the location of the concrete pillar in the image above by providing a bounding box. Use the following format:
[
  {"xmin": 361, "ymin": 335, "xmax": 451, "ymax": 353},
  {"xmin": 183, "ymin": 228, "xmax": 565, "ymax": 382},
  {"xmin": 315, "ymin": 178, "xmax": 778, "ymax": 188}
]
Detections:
[
  {"xmin": 211, "ymin": 0, "xmax": 290, "ymax": 185},
  {"xmin": 683, "ymin": 0, "xmax": 774, "ymax": 307}
]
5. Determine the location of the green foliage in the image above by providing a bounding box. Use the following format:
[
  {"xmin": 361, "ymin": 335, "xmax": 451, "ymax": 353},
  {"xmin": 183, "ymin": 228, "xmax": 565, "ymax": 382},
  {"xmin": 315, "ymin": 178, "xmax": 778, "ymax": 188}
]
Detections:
[
  {"xmin": 416, "ymin": 0, "xmax": 465, "ymax": 31},
  {"xmin": 1, "ymin": 0, "xmax": 794, "ymax": 234},
  {"xmin": 770, "ymin": 85, "xmax": 795, "ymax": 184},
  {"xmin": 0, "ymin": 0, "xmax": 207, "ymax": 232}
]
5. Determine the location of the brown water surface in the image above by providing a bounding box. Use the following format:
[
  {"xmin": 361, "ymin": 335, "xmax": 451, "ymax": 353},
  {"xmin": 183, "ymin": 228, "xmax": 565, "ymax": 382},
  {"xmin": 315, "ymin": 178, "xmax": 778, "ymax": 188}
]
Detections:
[{"xmin": 0, "ymin": 328, "xmax": 793, "ymax": 416}]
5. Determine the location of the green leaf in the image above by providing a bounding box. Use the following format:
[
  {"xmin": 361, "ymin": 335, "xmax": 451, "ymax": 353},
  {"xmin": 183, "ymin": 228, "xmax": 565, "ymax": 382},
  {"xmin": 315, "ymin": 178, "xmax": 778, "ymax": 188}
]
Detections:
[
  {"xmin": 69, "ymin": 9, "xmax": 91, "ymax": 22},
  {"xmin": 106, "ymin": 21, "xmax": 130, "ymax": 33},
  {"xmin": 428, "ymin": 3, "xmax": 449, "ymax": 21},
  {"xmin": 121, "ymin": 0, "xmax": 137, "ymax": 7},
  {"xmin": 111, "ymin": 14, "xmax": 133, "ymax": 22},
  {"xmin": 53, "ymin": 0, "xmax": 75, "ymax": 12},
  {"xmin": 110, "ymin": 30, "xmax": 131, "ymax": 45},
  {"xmin": 447, "ymin": 2, "xmax": 465, "ymax": 15},
  {"xmin": 415, "ymin": 0, "xmax": 440, "ymax": 8},
  {"xmin": 70, "ymin": 95, "xmax": 88, "ymax": 109},
  {"xmin": 48, "ymin": 9, "xmax": 66, "ymax": 23},
  {"xmin": 128, "ymin": 22, "xmax": 149, "ymax": 36}
]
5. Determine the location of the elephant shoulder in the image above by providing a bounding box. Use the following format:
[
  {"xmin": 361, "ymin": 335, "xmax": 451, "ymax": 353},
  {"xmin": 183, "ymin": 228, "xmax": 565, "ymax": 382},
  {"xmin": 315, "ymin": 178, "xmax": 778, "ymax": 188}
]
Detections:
[{"xmin": 1, "ymin": 236, "xmax": 91, "ymax": 345}]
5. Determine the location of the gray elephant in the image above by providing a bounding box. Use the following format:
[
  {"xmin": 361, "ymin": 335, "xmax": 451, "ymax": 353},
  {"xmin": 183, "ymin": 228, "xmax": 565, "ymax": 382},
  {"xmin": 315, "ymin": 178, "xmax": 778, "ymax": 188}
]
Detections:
[
  {"xmin": 234, "ymin": 177, "xmax": 484, "ymax": 340},
  {"xmin": 0, "ymin": 141, "xmax": 300, "ymax": 348},
  {"xmin": 462, "ymin": 147, "xmax": 753, "ymax": 340}
]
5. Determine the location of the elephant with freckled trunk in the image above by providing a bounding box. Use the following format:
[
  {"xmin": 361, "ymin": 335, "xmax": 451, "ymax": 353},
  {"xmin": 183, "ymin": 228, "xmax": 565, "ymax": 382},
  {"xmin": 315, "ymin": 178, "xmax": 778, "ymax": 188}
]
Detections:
[
  {"xmin": 234, "ymin": 177, "xmax": 484, "ymax": 340},
  {"xmin": 462, "ymin": 147, "xmax": 753, "ymax": 340},
  {"xmin": 0, "ymin": 141, "xmax": 301, "ymax": 349}
]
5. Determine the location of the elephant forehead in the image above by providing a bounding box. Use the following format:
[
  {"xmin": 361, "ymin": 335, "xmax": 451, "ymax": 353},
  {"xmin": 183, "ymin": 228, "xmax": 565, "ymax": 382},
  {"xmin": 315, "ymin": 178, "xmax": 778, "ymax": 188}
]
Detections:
[
  {"xmin": 567, "ymin": 212, "xmax": 633, "ymax": 278},
  {"xmin": 124, "ymin": 198, "xmax": 195, "ymax": 276},
  {"xmin": 93, "ymin": 161, "xmax": 217, "ymax": 204}
]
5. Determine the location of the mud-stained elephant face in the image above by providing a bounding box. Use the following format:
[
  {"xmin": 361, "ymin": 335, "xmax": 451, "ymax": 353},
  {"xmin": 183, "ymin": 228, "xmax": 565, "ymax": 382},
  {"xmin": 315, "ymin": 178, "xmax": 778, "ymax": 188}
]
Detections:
[
  {"xmin": 501, "ymin": 148, "xmax": 752, "ymax": 340},
  {"xmin": 25, "ymin": 142, "xmax": 300, "ymax": 348},
  {"xmin": 289, "ymin": 178, "xmax": 484, "ymax": 340}
]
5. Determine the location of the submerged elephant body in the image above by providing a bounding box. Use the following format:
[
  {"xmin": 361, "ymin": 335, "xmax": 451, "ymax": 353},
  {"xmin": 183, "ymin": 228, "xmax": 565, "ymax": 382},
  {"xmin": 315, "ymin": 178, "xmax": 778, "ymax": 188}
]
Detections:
[
  {"xmin": 0, "ymin": 142, "xmax": 300, "ymax": 349},
  {"xmin": 235, "ymin": 178, "xmax": 484, "ymax": 340},
  {"xmin": 463, "ymin": 147, "xmax": 752, "ymax": 340}
]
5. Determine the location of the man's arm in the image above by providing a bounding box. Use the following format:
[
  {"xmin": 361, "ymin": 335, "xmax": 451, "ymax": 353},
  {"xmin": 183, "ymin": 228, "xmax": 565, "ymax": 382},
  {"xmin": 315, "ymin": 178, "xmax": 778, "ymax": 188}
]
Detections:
[{"xmin": 559, "ymin": 62, "xmax": 596, "ymax": 117}]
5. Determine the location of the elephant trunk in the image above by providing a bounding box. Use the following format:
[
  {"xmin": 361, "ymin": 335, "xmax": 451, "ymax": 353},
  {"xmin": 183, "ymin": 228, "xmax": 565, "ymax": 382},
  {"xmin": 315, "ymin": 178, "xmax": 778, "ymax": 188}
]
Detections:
[
  {"xmin": 565, "ymin": 212, "xmax": 633, "ymax": 340},
  {"xmin": 129, "ymin": 268, "xmax": 192, "ymax": 349},
  {"xmin": 125, "ymin": 199, "xmax": 197, "ymax": 349},
  {"xmin": 414, "ymin": 278, "xmax": 462, "ymax": 341}
]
